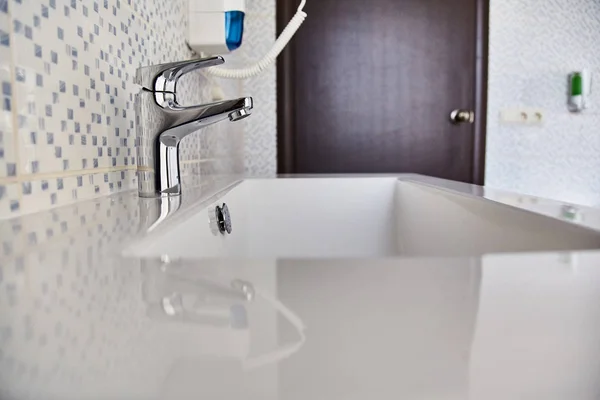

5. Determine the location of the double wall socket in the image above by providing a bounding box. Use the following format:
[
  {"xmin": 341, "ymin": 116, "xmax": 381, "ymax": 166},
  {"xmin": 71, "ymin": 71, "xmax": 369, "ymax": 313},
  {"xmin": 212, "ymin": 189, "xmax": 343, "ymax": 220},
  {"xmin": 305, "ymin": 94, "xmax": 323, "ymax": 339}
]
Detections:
[{"xmin": 500, "ymin": 108, "xmax": 545, "ymax": 125}]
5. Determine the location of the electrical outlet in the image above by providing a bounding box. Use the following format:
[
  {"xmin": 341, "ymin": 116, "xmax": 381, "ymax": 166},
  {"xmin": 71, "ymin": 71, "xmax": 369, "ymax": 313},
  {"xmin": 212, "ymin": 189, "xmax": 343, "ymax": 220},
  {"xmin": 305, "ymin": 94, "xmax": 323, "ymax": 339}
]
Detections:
[{"xmin": 500, "ymin": 108, "xmax": 545, "ymax": 125}]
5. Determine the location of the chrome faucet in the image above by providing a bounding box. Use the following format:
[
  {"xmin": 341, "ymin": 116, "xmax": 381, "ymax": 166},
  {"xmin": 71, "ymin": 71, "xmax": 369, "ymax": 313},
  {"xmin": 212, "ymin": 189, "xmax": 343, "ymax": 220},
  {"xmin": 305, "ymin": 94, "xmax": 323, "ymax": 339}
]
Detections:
[{"xmin": 134, "ymin": 56, "xmax": 253, "ymax": 198}]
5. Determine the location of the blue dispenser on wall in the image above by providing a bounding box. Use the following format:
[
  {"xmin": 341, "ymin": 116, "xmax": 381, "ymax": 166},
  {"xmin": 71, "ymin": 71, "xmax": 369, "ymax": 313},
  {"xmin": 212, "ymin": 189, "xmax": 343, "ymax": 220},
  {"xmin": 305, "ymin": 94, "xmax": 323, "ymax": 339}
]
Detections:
[
  {"xmin": 187, "ymin": 0, "xmax": 246, "ymax": 55},
  {"xmin": 186, "ymin": 0, "xmax": 307, "ymax": 79}
]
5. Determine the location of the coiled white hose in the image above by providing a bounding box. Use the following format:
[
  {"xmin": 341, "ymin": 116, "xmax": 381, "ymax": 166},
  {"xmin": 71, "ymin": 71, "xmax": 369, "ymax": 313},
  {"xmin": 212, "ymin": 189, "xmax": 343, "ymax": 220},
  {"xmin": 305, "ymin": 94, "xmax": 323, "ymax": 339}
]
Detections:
[{"xmin": 205, "ymin": 0, "xmax": 307, "ymax": 79}]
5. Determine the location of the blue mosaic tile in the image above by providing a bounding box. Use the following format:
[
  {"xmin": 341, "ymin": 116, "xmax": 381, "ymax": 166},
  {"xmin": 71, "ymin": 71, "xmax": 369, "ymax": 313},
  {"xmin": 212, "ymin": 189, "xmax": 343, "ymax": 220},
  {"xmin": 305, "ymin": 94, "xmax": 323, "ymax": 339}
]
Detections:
[
  {"xmin": 0, "ymin": 30, "xmax": 9, "ymax": 46},
  {"xmin": 22, "ymin": 182, "xmax": 31, "ymax": 195},
  {"xmin": 7, "ymin": 163, "xmax": 16, "ymax": 176},
  {"xmin": 15, "ymin": 66, "xmax": 24, "ymax": 81},
  {"xmin": 13, "ymin": 19, "xmax": 22, "ymax": 34},
  {"xmin": 1, "ymin": 81, "xmax": 10, "ymax": 95}
]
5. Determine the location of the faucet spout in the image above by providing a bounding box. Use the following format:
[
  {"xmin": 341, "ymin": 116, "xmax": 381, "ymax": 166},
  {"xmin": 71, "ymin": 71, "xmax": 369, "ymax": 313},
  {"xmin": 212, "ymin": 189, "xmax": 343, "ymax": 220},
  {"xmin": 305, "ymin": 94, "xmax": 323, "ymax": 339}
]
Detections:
[
  {"xmin": 135, "ymin": 58, "xmax": 253, "ymax": 198},
  {"xmin": 159, "ymin": 97, "xmax": 253, "ymax": 142}
]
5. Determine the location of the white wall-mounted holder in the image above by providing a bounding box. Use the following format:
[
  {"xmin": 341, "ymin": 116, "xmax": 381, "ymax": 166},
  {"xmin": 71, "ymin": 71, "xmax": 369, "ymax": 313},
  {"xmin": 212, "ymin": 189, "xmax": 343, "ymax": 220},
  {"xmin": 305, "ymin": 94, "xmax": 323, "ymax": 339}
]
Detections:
[
  {"xmin": 187, "ymin": 0, "xmax": 246, "ymax": 55},
  {"xmin": 188, "ymin": 0, "xmax": 308, "ymax": 79},
  {"xmin": 568, "ymin": 70, "xmax": 592, "ymax": 113}
]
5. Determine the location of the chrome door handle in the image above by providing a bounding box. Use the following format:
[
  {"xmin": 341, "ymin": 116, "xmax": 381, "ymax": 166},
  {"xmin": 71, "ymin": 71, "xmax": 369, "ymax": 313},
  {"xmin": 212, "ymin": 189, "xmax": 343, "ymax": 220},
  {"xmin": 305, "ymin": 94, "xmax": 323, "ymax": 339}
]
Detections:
[{"xmin": 450, "ymin": 109, "xmax": 475, "ymax": 124}]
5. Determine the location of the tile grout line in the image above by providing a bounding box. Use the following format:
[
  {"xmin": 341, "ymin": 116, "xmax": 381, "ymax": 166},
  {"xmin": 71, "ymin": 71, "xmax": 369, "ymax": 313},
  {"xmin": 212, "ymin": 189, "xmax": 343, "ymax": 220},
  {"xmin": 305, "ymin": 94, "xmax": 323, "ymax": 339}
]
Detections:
[
  {"xmin": 0, "ymin": 155, "xmax": 216, "ymax": 184},
  {"xmin": 0, "ymin": 165, "xmax": 138, "ymax": 185},
  {"xmin": 180, "ymin": 158, "xmax": 229, "ymax": 165},
  {"xmin": 6, "ymin": 1, "xmax": 23, "ymax": 204}
]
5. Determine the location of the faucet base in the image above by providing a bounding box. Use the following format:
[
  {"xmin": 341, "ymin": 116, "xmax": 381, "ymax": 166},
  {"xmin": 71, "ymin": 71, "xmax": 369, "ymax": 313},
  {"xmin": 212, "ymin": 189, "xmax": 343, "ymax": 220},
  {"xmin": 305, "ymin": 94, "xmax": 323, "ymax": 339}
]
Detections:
[{"xmin": 137, "ymin": 169, "xmax": 182, "ymax": 198}]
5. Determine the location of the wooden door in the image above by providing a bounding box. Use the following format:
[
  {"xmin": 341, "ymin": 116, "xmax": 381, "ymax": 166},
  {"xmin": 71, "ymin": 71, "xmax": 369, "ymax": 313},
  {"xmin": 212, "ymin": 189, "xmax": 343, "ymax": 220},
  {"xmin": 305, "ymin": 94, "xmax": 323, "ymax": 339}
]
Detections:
[{"xmin": 277, "ymin": 0, "xmax": 488, "ymax": 184}]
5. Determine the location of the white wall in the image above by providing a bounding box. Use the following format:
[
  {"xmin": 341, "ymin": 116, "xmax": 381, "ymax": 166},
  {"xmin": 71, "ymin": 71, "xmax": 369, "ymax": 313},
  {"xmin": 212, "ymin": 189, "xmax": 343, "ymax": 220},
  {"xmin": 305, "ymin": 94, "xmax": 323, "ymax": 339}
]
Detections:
[{"xmin": 486, "ymin": 0, "xmax": 600, "ymax": 206}]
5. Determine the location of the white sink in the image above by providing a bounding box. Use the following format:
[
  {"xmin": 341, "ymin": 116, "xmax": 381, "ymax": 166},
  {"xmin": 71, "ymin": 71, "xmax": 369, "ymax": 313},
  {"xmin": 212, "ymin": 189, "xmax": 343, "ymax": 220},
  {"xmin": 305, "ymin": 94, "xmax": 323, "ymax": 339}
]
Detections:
[{"xmin": 127, "ymin": 176, "xmax": 600, "ymax": 258}]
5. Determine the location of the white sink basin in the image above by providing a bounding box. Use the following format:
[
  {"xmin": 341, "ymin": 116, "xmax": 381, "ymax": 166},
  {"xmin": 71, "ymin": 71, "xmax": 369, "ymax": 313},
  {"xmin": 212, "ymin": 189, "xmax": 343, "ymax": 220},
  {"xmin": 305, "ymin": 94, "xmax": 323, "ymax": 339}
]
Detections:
[{"xmin": 127, "ymin": 176, "xmax": 600, "ymax": 258}]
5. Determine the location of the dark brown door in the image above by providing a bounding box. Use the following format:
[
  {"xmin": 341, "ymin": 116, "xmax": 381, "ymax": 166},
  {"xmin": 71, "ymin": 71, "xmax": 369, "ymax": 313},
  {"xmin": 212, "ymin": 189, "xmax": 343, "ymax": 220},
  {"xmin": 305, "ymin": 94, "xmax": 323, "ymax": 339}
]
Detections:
[{"xmin": 277, "ymin": 0, "xmax": 488, "ymax": 184}]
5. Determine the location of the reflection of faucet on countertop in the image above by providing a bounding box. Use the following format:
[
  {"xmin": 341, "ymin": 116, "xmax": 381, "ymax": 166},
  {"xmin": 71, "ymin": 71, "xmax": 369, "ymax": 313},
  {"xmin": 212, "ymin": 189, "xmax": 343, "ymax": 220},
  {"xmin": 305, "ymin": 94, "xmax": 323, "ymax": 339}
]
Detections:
[
  {"xmin": 141, "ymin": 259, "xmax": 307, "ymax": 371},
  {"xmin": 142, "ymin": 260, "xmax": 254, "ymax": 328},
  {"xmin": 135, "ymin": 56, "xmax": 253, "ymax": 198}
]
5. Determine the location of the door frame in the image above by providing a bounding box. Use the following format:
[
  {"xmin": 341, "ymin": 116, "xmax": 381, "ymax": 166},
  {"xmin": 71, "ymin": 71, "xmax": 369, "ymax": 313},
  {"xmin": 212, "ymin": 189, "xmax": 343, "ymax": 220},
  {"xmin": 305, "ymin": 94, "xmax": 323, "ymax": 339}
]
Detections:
[{"xmin": 276, "ymin": 0, "xmax": 489, "ymax": 185}]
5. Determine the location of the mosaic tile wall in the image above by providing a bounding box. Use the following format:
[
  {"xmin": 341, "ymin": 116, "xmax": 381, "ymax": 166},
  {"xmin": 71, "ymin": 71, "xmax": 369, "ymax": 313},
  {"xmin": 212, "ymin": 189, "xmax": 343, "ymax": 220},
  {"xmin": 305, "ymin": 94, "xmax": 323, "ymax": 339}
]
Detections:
[
  {"xmin": 486, "ymin": 0, "xmax": 600, "ymax": 206},
  {"xmin": 0, "ymin": 0, "xmax": 277, "ymax": 219}
]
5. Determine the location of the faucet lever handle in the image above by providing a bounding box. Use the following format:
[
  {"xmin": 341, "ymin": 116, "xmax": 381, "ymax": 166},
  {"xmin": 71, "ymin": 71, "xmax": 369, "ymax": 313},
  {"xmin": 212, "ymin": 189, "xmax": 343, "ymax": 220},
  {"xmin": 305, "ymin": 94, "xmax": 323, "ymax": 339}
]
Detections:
[{"xmin": 134, "ymin": 56, "xmax": 225, "ymax": 92}]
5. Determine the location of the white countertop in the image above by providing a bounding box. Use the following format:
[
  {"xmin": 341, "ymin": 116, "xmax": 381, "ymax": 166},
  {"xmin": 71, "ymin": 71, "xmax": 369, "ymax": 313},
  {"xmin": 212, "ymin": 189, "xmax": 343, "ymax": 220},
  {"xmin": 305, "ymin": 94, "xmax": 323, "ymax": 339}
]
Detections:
[{"xmin": 1, "ymin": 175, "xmax": 600, "ymax": 399}]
